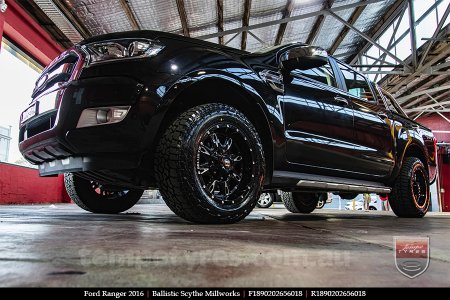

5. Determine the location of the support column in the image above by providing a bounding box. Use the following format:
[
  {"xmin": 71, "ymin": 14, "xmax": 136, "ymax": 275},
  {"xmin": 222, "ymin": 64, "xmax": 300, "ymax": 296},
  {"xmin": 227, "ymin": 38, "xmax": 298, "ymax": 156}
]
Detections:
[{"xmin": 408, "ymin": 0, "xmax": 418, "ymax": 70}]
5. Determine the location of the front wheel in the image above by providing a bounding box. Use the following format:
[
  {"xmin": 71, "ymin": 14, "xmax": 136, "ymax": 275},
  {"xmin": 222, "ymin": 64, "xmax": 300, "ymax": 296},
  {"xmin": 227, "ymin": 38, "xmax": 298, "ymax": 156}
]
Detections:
[
  {"xmin": 389, "ymin": 157, "xmax": 430, "ymax": 218},
  {"xmin": 64, "ymin": 173, "xmax": 144, "ymax": 214},
  {"xmin": 155, "ymin": 103, "xmax": 265, "ymax": 224},
  {"xmin": 281, "ymin": 192, "xmax": 323, "ymax": 213}
]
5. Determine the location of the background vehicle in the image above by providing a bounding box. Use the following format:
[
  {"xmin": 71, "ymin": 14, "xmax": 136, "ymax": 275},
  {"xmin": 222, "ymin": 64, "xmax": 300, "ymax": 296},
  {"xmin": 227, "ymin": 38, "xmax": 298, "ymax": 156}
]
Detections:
[
  {"xmin": 344, "ymin": 199, "xmax": 378, "ymax": 211},
  {"xmin": 19, "ymin": 30, "xmax": 436, "ymax": 223},
  {"xmin": 257, "ymin": 193, "xmax": 275, "ymax": 208}
]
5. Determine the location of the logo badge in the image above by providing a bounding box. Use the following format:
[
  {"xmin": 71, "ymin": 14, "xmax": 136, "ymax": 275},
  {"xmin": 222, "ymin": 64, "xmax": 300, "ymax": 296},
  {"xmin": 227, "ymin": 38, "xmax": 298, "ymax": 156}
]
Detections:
[{"xmin": 394, "ymin": 236, "xmax": 429, "ymax": 278}]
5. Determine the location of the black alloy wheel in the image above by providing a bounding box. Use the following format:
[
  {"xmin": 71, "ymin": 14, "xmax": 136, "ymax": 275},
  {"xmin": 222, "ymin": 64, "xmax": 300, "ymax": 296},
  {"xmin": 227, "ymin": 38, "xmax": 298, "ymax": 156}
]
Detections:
[{"xmin": 155, "ymin": 103, "xmax": 265, "ymax": 224}]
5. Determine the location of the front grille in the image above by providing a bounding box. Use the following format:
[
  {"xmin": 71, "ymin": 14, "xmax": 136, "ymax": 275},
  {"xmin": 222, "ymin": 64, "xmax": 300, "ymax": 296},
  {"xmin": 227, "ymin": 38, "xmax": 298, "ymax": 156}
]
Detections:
[
  {"xmin": 20, "ymin": 48, "xmax": 85, "ymax": 142},
  {"xmin": 32, "ymin": 48, "xmax": 83, "ymax": 99}
]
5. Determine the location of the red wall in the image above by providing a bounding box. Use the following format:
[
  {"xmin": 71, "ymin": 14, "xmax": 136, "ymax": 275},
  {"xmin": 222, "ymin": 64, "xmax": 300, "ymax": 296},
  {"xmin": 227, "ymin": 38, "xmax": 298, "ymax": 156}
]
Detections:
[
  {"xmin": 416, "ymin": 113, "xmax": 450, "ymax": 143},
  {"xmin": 0, "ymin": 3, "xmax": 69, "ymax": 204},
  {"xmin": 417, "ymin": 113, "xmax": 450, "ymax": 212},
  {"xmin": 0, "ymin": 0, "xmax": 63, "ymax": 65},
  {"xmin": 0, "ymin": 163, "xmax": 71, "ymax": 204}
]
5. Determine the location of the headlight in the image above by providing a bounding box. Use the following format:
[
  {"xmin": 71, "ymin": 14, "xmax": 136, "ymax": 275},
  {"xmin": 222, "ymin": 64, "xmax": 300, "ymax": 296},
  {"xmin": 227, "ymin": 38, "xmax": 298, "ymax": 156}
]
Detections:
[{"xmin": 82, "ymin": 39, "xmax": 164, "ymax": 65}]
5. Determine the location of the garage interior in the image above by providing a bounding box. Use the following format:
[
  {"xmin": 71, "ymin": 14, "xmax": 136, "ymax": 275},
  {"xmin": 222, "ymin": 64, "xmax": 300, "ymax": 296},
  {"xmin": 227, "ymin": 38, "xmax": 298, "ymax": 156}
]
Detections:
[{"xmin": 1, "ymin": 0, "xmax": 450, "ymax": 287}]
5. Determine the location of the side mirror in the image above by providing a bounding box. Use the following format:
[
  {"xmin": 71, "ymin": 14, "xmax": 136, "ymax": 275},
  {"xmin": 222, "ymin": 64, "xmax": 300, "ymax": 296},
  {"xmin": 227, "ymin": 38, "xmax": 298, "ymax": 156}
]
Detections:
[{"xmin": 280, "ymin": 46, "xmax": 328, "ymax": 71}]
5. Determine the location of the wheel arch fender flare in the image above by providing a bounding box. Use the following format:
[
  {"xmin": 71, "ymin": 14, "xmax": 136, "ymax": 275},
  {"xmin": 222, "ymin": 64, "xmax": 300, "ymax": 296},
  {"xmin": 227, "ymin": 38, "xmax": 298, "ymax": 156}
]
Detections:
[
  {"xmin": 397, "ymin": 139, "xmax": 430, "ymax": 179},
  {"xmin": 149, "ymin": 71, "xmax": 276, "ymax": 184}
]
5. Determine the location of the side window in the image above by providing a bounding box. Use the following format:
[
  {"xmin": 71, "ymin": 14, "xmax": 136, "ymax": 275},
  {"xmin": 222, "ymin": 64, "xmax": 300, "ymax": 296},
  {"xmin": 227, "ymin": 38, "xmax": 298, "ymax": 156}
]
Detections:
[
  {"xmin": 338, "ymin": 63, "xmax": 374, "ymax": 102},
  {"xmin": 291, "ymin": 61, "xmax": 337, "ymax": 88}
]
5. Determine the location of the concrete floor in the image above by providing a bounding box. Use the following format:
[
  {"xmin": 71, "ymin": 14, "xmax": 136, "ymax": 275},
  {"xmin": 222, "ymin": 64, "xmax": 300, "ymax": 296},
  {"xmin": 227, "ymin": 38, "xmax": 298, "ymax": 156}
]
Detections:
[{"xmin": 1, "ymin": 203, "xmax": 450, "ymax": 287}]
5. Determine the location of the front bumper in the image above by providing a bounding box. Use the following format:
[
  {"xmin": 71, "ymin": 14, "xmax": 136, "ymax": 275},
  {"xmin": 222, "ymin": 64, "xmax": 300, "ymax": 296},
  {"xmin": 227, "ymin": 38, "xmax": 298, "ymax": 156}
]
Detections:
[{"xmin": 19, "ymin": 76, "xmax": 145, "ymax": 176}]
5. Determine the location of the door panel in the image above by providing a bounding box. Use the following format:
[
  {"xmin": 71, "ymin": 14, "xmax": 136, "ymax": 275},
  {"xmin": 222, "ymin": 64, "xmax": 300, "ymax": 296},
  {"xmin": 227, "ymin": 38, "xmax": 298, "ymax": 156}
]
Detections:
[
  {"xmin": 336, "ymin": 62, "xmax": 395, "ymax": 177},
  {"xmin": 350, "ymin": 98, "xmax": 395, "ymax": 176},
  {"xmin": 283, "ymin": 72, "xmax": 358, "ymax": 174}
]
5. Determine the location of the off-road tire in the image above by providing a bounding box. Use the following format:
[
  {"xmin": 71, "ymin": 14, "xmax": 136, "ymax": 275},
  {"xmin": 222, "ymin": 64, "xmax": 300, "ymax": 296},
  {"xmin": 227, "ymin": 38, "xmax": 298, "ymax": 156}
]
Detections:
[
  {"xmin": 154, "ymin": 103, "xmax": 265, "ymax": 224},
  {"xmin": 281, "ymin": 192, "xmax": 322, "ymax": 213},
  {"xmin": 64, "ymin": 173, "xmax": 143, "ymax": 214},
  {"xmin": 389, "ymin": 157, "xmax": 430, "ymax": 218}
]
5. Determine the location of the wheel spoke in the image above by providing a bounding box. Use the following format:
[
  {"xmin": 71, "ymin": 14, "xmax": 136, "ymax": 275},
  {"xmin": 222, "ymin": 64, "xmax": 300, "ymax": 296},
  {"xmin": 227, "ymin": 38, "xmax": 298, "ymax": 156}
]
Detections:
[
  {"xmin": 232, "ymin": 155, "xmax": 242, "ymax": 162},
  {"xmin": 224, "ymin": 137, "xmax": 233, "ymax": 151},
  {"xmin": 197, "ymin": 163, "xmax": 210, "ymax": 175},
  {"xmin": 199, "ymin": 144, "xmax": 213, "ymax": 156},
  {"xmin": 208, "ymin": 180, "xmax": 217, "ymax": 194},
  {"xmin": 224, "ymin": 181, "xmax": 230, "ymax": 198},
  {"xmin": 211, "ymin": 133, "xmax": 221, "ymax": 149},
  {"xmin": 231, "ymin": 172, "xmax": 242, "ymax": 182}
]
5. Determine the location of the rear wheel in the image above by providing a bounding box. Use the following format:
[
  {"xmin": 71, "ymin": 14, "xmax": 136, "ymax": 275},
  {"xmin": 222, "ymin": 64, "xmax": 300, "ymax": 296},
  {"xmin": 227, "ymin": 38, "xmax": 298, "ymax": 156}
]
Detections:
[
  {"xmin": 64, "ymin": 173, "xmax": 143, "ymax": 214},
  {"xmin": 281, "ymin": 192, "xmax": 323, "ymax": 213},
  {"xmin": 389, "ymin": 157, "xmax": 430, "ymax": 218},
  {"xmin": 155, "ymin": 103, "xmax": 265, "ymax": 224},
  {"xmin": 257, "ymin": 193, "xmax": 275, "ymax": 208}
]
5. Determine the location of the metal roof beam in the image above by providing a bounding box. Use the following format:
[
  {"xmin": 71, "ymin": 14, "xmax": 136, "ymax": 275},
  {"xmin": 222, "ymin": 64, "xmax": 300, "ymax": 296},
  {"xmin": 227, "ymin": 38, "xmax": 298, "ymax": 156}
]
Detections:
[
  {"xmin": 327, "ymin": 9, "xmax": 407, "ymax": 67},
  {"xmin": 359, "ymin": 70, "xmax": 409, "ymax": 75},
  {"xmin": 306, "ymin": 0, "xmax": 334, "ymax": 45},
  {"xmin": 197, "ymin": 0, "xmax": 385, "ymax": 40},
  {"xmin": 118, "ymin": 0, "xmax": 140, "ymax": 30},
  {"xmin": 51, "ymin": 0, "xmax": 91, "ymax": 39},
  {"xmin": 389, "ymin": 41, "xmax": 450, "ymax": 96},
  {"xmin": 176, "ymin": 0, "xmax": 190, "ymax": 37},
  {"xmin": 432, "ymin": 60, "xmax": 450, "ymax": 72},
  {"xmin": 248, "ymin": 31, "xmax": 267, "ymax": 46},
  {"xmin": 348, "ymin": 0, "xmax": 408, "ymax": 64},
  {"xmin": 402, "ymin": 74, "xmax": 450, "ymax": 108},
  {"xmin": 328, "ymin": 3, "xmax": 366, "ymax": 54},
  {"xmin": 405, "ymin": 109, "xmax": 450, "ymax": 113},
  {"xmin": 275, "ymin": 0, "xmax": 295, "ymax": 45},
  {"xmin": 241, "ymin": 0, "xmax": 251, "ymax": 50},
  {"xmin": 406, "ymin": 91, "xmax": 450, "ymax": 117},
  {"xmin": 351, "ymin": 0, "xmax": 442, "ymax": 66},
  {"xmin": 217, "ymin": 0, "xmax": 224, "ymax": 45},
  {"xmin": 225, "ymin": 32, "xmax": 240, "ymax": 45},
  {"xmin": 418, "ymin": 3, "xmax": 450, "ymax": 68},
  {"xmin": 405, "ymin": 99, "xmax": 450, "ymax": 111},
  {"xmin": 372, "ymin": 6, "xmax": 406, "ymax": 82},
  {"xmin": 396, "ymin": 84, "xmax": 450, "ymax": 103}
]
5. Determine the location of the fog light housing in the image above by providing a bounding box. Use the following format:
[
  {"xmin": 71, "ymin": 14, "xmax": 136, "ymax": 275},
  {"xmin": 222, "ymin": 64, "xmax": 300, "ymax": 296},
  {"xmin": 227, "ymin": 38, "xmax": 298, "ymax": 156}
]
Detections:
[{"xmin": 77, "ymin": 106, "xmax": 130, "ymax": 128}]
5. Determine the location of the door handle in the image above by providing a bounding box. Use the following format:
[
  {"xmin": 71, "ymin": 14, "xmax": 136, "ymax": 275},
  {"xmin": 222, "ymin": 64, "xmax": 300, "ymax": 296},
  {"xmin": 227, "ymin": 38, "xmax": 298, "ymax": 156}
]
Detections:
[{"xmin": 334, "ymin": 96, "xmax": 348, "ymax": 105}]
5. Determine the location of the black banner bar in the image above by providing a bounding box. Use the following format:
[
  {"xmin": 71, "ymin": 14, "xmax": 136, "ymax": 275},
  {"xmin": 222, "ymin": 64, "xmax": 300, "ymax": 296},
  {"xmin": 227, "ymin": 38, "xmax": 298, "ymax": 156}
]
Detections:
[{"xmin": 1, "ymin": 288, "xmax": 447, "ymax": 298}]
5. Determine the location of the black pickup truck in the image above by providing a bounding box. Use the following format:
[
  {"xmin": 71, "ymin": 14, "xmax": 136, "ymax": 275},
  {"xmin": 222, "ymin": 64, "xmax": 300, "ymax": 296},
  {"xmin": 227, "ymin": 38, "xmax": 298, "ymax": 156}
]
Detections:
[{"xmin": 19, "ymin": 30, "xmax": 437, "ymax": 223}]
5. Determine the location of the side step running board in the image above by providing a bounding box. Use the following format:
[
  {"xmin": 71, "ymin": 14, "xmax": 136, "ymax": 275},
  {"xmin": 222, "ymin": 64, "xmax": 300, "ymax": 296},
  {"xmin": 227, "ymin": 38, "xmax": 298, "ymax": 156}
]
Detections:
[
  {"xmin": 296, "ymin": 180, "xmax": 391, "ymax": 194},
  {"xmin": 272, "ymin": 171, "xmax": 391, "ymax": 193}
]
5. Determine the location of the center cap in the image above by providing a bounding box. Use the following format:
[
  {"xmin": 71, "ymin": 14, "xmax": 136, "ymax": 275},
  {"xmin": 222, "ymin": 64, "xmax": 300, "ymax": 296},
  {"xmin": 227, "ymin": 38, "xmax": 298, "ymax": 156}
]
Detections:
[{"xmin": 223, "ymin": 158, "xmax": 231, "ymax": 169}]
